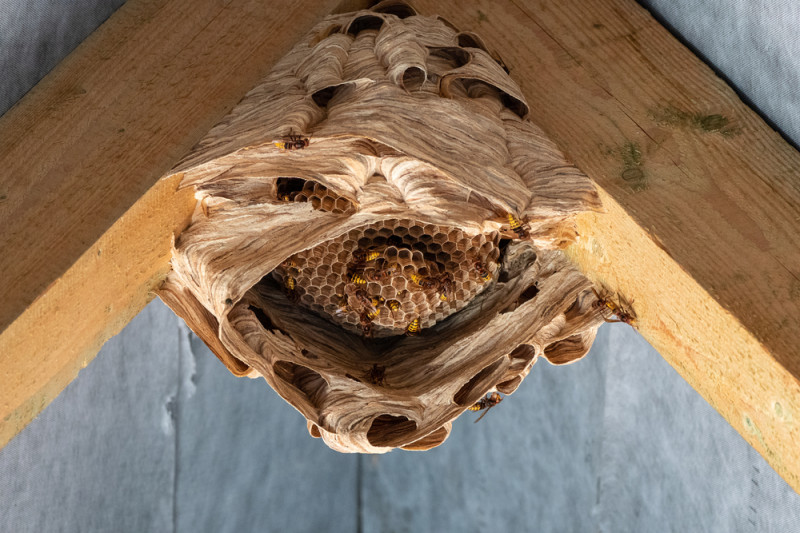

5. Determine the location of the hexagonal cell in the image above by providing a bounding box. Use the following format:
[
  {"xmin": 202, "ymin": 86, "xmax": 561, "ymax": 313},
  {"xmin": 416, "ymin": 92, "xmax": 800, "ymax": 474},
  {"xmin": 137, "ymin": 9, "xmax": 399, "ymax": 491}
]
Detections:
[
  {"xmin": 321, "ymin": 196, "xmax": 336, "ymax": 211},
  {"xmin": 422, "ymin": 224, "xmax": 437, "ymax": 235},
  {"xmin": 294, "ymin": 193, "xmax": 308, "ymax": 202},
  {"xmin": 441, "ymin": 241, "xmax": 457, "ymax": 254},
  {"xmin": 410, "ymin": 291, "xmax": 425, "ymax": 305},
  {"xmin": 379, "ymin": 285, "xmax": 398, "ymax": 300},
  {"xmin": 332, "ymin": 250, "xmax": 347, "ymax": 263},
  {"xmin": 319, "ymin": 284, "xmax": 336, "ymax": 297},
  {"xmin": 408, "ymin": 225, "xmax": 423, "ymax": 238},
  {"xmin": 431, "ymin": 232, "xmax": 446, "ymax": 244},
  {"xmin": 384, "ymin": 247, "xmax": 399, "ymax": 261},
  {"xmin": 307, "ymin": 283, "xmax": 323, "ymax": 295},
  {"xmin": 397, "ymin": 249, "xmax": 413, "ymax": 265}
]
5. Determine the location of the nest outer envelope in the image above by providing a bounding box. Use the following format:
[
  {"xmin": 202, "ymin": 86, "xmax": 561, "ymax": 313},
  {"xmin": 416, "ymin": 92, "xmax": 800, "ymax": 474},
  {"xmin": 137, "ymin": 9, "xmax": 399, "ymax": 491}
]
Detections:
[{"xmin": 159, "ymin": 2, "xmax": 604, "ymax": 453}]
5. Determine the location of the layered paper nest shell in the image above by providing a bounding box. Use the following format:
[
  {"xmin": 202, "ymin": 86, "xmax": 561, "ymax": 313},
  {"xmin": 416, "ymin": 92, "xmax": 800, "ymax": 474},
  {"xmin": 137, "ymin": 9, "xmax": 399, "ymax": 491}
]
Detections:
[{"xmin": 159, "ymin": 1, "xmax": 604, "ymax": 453}]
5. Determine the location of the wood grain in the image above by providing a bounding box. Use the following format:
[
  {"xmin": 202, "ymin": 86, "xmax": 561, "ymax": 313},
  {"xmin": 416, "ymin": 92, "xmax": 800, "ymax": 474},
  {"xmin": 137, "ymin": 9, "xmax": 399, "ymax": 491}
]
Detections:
[
  {"xmin": 409, "ymin": 0, "xmax": 800, "ymax": 490},
  {"xmin": 0, "ymin": 0, "xmax": 341, "ymax": 449}
]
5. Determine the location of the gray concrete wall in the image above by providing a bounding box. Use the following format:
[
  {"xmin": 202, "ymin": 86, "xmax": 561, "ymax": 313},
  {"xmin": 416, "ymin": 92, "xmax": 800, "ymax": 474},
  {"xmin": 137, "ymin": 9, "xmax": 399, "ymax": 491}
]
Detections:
[{"xmin": 2, "ymin": 1, "xmax": 800, "ymax": 532}]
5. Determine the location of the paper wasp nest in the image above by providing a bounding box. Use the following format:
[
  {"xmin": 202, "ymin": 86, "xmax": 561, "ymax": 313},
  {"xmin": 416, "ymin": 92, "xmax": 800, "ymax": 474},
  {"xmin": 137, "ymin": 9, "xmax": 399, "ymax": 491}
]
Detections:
[{"xmin": 160, "ymin": 1, "xmax": 604, "ymax": 453}]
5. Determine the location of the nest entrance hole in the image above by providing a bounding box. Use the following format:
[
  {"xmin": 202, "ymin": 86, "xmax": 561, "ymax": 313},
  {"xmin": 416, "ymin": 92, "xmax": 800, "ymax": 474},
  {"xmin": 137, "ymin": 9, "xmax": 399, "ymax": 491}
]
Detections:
[
  {"xmin": 275, "ymin": 177, "xmax": 354, "ymax": 214},
  {"xmin": 273, "ymin": 360, "xmax": 329, "ymax": 409},
  {"xmin": 366, "ymin": 414, "xmax": 418, "ymax": 447},
  {"xmin": 270, "ymin": 219, "xmax": 501, "ymax": 338},
  {"xmin": 453, "ymin": 356, "xmax": 505, "ymax": 406}
]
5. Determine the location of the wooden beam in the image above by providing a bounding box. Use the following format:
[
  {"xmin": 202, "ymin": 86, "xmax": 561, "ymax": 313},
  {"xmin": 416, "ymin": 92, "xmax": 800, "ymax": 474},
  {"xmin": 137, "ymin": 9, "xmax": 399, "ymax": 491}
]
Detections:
[
  {"xmin": 0, "ymin": 0, "xmax": 341, "ymax": 449},
  {"xmin": 410, "ymin": 0, "xmax": 800, "ymax": 490}
]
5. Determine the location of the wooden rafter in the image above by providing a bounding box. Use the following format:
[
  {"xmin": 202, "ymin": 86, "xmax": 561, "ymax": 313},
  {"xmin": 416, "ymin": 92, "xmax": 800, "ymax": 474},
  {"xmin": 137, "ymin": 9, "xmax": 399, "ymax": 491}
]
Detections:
[{"xmin": 0, "ymin": 0, "xmax": 341, "ymax": 448}]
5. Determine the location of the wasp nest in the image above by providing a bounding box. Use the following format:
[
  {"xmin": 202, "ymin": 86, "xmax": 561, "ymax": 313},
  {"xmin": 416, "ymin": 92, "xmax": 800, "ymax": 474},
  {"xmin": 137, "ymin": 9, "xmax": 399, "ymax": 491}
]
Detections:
[{"xmin": 159, "ymin": 1, "xmax": 604, "ymax": 453}]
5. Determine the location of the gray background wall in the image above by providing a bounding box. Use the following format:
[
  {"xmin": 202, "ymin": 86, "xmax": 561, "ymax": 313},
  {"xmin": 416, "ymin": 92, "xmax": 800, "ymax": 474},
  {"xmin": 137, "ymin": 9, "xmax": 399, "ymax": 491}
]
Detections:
[{"xmin": 1, "ymin": 1, "xmax": 799, "ymax": 532}]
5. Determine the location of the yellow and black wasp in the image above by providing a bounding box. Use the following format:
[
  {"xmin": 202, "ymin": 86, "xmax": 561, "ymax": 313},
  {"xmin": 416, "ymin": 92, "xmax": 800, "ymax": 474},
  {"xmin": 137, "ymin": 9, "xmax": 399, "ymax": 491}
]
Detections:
[
  {"xmin": 473, "ymin": 260, "xmax": 492, "ymax": 282},
  {"xmin": 405, "ymin": 317, "xmax": 420, "ymax": 336},
  {"xmin": 273, "ymin": 134, "xmax": 309, "ymax": 151},
  {"xmin": 468, "ymin": 392, "xmax": 503, "ymax": 423},
  {"xmin": 506, "ymin": 213, "xmax": 529, "ymax": 239}
]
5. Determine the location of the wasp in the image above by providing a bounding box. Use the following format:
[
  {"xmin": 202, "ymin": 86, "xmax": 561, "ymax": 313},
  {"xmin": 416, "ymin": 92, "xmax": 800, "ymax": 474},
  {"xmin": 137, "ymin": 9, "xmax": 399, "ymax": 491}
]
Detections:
[
  {"xmin": 281, "ymin": 257, "xmax": 298, "ymax": 269},
  {"xmin": 273, "ymin": 134, "xmax": 309, "ymax": 151},
  {"xmin": 348, "ymin": 271, "xmax": 368, "ymax": 285},
  {"xmin": 354, "ymin": 290, "xmax": 380, "ymax": 319},
  {"xmin": 438, "ymin": 274, "xmax": 454, "ymax": 301},
  {"xmin": 473, "ymin": 260, "xmax": 492, "ymax": 282},
  {"xmin": 506, "ymin": 213, "xmax": 529, "ymax": 239},
  {"xmin": 366, "ymin": 259, "xmax": 397, "ymax": 282},
  {"xmin": 359, "ymin": 311, "xmax": 374, "ymax": 337},
  {"xmin": 348, "ymin": 247, "xmax": 381, "ymax": 282},
  {"xmin": 352, "ymin": 247, "xmax": 383, "ymax": 264},
  {"xmin": 410, "ymin": 273, "xmax": 440, "ymax": 291},
  {"xmin": 284, "ymin": 275, "xmax": 299, "ymax": 302},
  {"xmin": 592, "ymin": 287, "xmax": 636, "ymax": 327},
  {"xmin": 366, "ymin": 363, "xmax": 386, "ymax": 386},
  {"xmin": 405, "ymin": 317, "xmax": 420, "ymax": 336},
  {"xmin": 386, "ymin": 299, "xmax": 401, "ymax": 316},
  {"xmin": 468, "ymin": 392, "xmax": 503, "ymax": 423},
  {"xmin": 333, "ymin": 293, "xmax": 350, "ymax": 318}
]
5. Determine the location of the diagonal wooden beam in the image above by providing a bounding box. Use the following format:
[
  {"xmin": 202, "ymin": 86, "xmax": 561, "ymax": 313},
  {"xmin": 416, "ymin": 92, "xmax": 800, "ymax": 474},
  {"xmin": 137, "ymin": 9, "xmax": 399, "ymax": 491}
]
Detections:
[
  {"xmin": 0, "ymin": 0, "xmax": 341, "ymax": 449},
  {"xmin": 410, "ymin": 0, "xmax": 800, "ymax": 490}
]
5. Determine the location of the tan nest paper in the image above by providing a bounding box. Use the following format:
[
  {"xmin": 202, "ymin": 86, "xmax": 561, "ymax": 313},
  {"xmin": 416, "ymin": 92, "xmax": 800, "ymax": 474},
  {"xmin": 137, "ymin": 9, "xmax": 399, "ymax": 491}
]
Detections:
[{"xmin": 160, "ymin": 1, "xmax": 604, "ymax": 452}]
